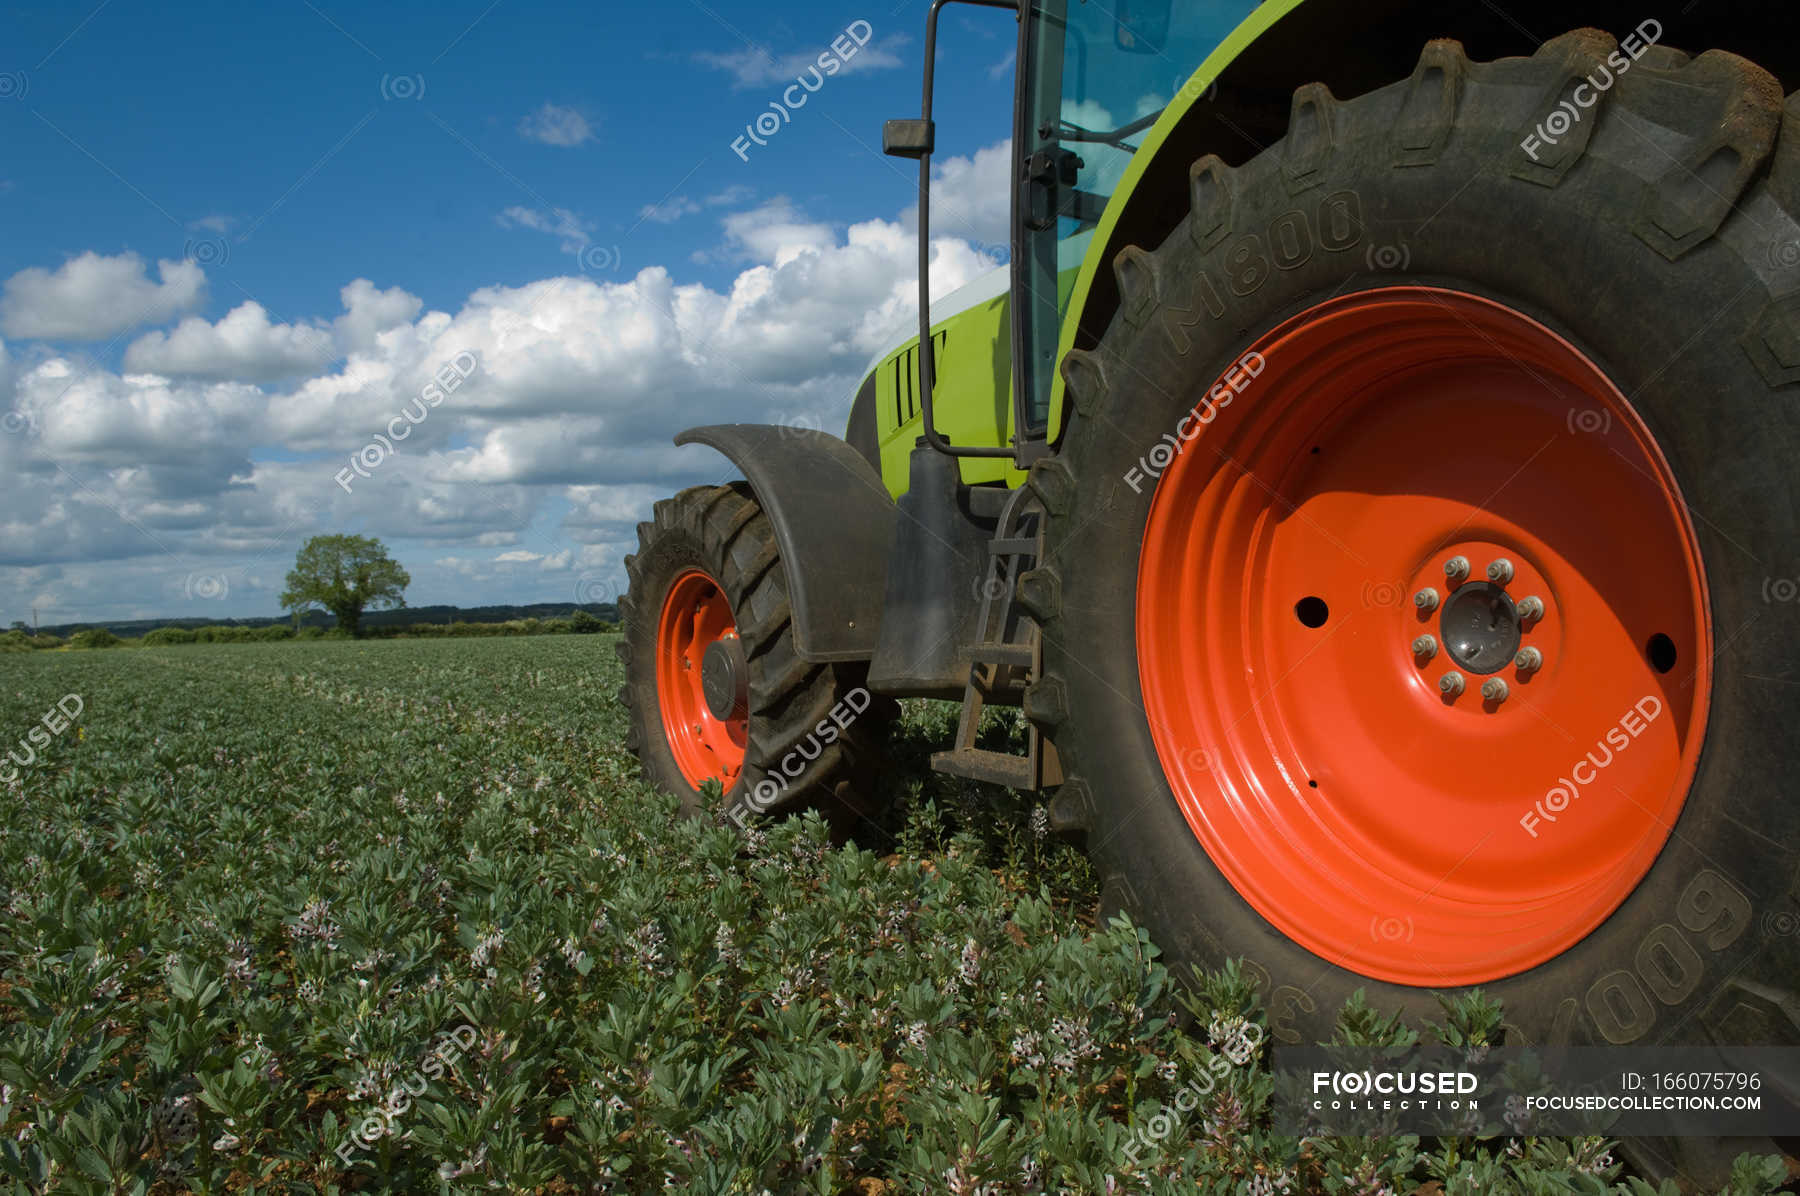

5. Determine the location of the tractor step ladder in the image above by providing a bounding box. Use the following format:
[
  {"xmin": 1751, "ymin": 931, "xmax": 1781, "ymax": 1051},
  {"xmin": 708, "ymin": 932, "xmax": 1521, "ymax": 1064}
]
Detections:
[{"xmin": 929, "ymin": 486, "xmax": 1062, "ymax": 790}]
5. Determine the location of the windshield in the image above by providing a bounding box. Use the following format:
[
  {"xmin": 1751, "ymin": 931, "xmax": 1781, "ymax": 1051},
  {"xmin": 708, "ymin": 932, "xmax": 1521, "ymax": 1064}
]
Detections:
[
  {"xmin": 1044, "ymin": 0, "xmax": 1259, "ymax": 232},
  {"xmin": 1014, "ymin": 0, "xmax": 1260, "ymax": 433}
]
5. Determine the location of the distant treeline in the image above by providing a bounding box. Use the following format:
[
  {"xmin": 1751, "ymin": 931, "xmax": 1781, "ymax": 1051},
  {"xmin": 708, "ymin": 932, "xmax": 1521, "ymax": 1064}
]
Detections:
[
  {"xmin": 13, "ymin": 602, "xmax": 620, "ymax": 642},
  {"xmin": 2, "ymin": 610, "xmax": 616, "ymax": 652}
]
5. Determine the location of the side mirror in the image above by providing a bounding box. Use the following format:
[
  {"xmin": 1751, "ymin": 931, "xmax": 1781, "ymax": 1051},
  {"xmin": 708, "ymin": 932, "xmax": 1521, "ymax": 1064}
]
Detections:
[
  {"xmin": 882, "ymin": 118, "xmax": 936, "ymax": 159},
  {"xmin": 1115, "ymin": 0, "xmax": 1171, "ymax": 53}
]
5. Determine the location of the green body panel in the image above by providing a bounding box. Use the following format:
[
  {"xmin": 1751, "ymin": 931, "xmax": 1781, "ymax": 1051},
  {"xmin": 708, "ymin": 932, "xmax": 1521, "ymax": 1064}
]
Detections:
[
  {"xmin": 856, "ymin": 0, "xmax": 1304, "ymax": 498},
  {"xmin": 871, "ymin": 293, "xmax": 1014, "ymax": 492},
  {"xmin": 868, "ymin": 263, "xmax": 1085, "ymax": 493}
]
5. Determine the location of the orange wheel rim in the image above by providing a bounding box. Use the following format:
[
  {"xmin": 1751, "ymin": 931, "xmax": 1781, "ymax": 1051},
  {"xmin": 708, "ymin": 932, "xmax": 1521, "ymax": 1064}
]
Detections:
[
  {"xmin": 1136, "ymin": 287, "xmax": 1712, "ymax": 986},
  {"xmin": 656, "ymin": 569, "xmax": 747, "ymax": 789}
]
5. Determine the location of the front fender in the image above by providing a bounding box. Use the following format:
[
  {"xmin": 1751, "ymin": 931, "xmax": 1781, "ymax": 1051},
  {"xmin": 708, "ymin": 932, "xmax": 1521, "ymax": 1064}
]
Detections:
[{"xmin": 675, "ymin": 424, "xmax": 894, "ymax": 662}]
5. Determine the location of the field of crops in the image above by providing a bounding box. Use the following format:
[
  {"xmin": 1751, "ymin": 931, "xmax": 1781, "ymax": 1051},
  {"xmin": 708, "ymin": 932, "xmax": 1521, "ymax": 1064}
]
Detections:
[{"xmin": 0, "ymin": 636, "xmax": 1782, "ymax": 1194}]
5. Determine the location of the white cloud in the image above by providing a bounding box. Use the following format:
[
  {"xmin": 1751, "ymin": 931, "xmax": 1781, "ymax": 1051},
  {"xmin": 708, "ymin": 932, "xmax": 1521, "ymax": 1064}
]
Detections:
[
  {"xmin": 639, "ymin": 197, "xmax": 701, "ymax": 224},
  {"xmin": 124, "ymin": 301, "xmax": 335, "ymax": 382},
  {"xmin": 905, "ymin": 140, "xmax": 1013, "ymax": 250},
  {"xmin": 518, "ymin": 103, "xmax": 594, "ymax": 147},
  {"xmin": 695, "ymin": 33, "xmax": 906, "ymax": 89},
  {"xmin": 333, "ymin": 279, "xmax": 423, "ymax": 355},
  {"xmin": 640, "ymin": 185, "xmax": 757, "ymax": 226},
  {"xmin": 0, "ymin": 141, "xmax": 1015, "ymax": 617},
  {"xmin": 0, "ymin": 251, "xmax": 206, "ymax": 340},
  {"xmin": 497, "ymin": 206, "xmax": 594, "ymax": 254},
  {"xmin": 494, "ymin": 548, "xmax": 573, "ymax": 570}
]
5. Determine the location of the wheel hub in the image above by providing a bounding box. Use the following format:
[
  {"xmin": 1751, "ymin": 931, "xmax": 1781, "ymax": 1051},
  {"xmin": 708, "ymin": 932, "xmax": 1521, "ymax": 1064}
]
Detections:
[
  {"xmin": 701, "ymin": 634, "xmax": 748, "ymax": 721},
  {"xmin": 1135, "ymin": 287, "xmax": 1712, "ymax": 986},
  {"xmin": 1439, "ymin": 582, "xmax": 1520, "ymax": 674}
]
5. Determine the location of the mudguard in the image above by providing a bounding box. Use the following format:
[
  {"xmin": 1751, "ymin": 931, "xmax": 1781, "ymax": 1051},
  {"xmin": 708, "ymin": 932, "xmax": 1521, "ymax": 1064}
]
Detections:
[{"xmin": 675, "ymin": 424, "xmax": 894, "ymax": 662}]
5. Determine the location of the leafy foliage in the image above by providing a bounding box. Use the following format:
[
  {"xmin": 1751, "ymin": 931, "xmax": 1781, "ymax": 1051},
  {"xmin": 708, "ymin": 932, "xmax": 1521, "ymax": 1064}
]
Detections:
[
  {"xmin": 280, "ymin": 534, "xmax": 411, "ymax": 637},
  {"xmin": 0, "ymin": 638, "xmax": 1782, "ymax": 1193}
]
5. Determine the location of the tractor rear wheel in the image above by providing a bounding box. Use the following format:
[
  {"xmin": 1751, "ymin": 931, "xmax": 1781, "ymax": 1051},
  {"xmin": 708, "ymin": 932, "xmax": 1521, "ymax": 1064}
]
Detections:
[
  {"xmin": 617, "ymin": 482, "xmax": 891, "ymax": 833},
  {"xmin": 1027, "ymin": 26, "xmax": 1799, "ymax": 1094}
]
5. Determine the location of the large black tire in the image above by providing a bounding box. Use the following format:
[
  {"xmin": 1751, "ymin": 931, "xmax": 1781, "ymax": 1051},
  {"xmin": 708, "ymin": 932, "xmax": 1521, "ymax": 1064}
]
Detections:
[
  {"xmin": 1023, "ymin": 28, "xmax": 1800, "ymax": 1177},
  {"xmin": 617, "ymin": 483, "xmax": 892, "ymax": 834}
]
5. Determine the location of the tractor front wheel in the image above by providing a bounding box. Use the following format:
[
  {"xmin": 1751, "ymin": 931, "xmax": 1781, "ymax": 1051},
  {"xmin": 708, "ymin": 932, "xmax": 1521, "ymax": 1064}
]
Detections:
[{"xmin": 617, "ymin": 483, "xmax": 891, "ymax": 833}]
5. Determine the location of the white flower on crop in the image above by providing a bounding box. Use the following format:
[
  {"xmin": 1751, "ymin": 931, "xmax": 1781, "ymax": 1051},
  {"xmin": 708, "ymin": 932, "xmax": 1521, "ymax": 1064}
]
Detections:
[
  {"xmin": 1207, "ymin": 1012, "xmax": 1251, "ymax": 1053},
  {"xmin": 225, "ymin": 940, "xmax": 257, "ymax": 986},
  {"xmin": 288, "ymin": 899, "xmax": 341, "ymax": 950},
  {"xmin": 353, "ymin": 948, "xmax": 395, "ymax": 974},
  {"xmin": 559, "ymin": 935, "xmax": 587, "ymax": 970},
  {"xmin": 772, "ymin": 964, "xmax": 814, "ymax": 1006},
  {"xmin": 904, "ymin": 1021, "xmax": 930, "ymax": 1050},
  {"xmin": 712, "ymin": 923, "xmax": 740, "ymax": 966},
  {"xmin": 469, "ymin": 926, "xmax": 506, "ymax": 970},
  {"xmin": 958, "ymin": 938, "xmax": 983, "ymax": 986},
  {"xmin": 437, "ymin": 1143, "xmax": 487, "ymax": 1180},
  {"xmin": 1010, "ymin": 1029, "xmax": 1044, "ymax": 1069},
  {"xmin": 629, "ymin": 921, "xmax": 667, "ymax": 972},
  {"xmin": 1048, "ymin": 1016, "xmax": 1098, "ymax": 1075},
  {"xmin": 89, "ymin": 949, "xmax": 123, "ymax": 999}
]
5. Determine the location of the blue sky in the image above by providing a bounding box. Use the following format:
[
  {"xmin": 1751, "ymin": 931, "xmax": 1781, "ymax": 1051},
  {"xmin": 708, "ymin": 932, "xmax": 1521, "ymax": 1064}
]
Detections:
[{"xmin": 0, "ymin": 0, "xmax": 1019, "ymax": 623}]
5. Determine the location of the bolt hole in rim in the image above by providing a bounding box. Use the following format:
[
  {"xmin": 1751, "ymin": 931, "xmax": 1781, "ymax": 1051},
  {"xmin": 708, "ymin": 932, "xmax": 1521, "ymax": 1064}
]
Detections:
[
  {"xmin": 656, "ymin": 569, "xmax": 748, "ymax": 789},
  {"xmin": 1294, "ymin": 596, "xmax": 1330, "ymax": 628},
  {"xmin": 1647, "ymin": 632, "xmax": 1678, "ymax": 675},
  {"xmin": 1136, "ymin": 288, "xmax": 1712, "ymax": 985}
]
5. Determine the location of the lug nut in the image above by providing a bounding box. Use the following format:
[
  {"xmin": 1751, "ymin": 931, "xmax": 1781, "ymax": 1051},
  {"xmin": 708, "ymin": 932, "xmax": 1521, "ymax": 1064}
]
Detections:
[
  {"xmin": 1414, "ymin": 587, "xmax": 1440, "ymax": 613},
  {"xmin": 1412, "ymin": 634, "xmax": 1438, "ymax": 660},
  {"xmin": 1481, "ymin": 677, "xmax": 1510, "ymax": 702},
  {"xmin": 1444, "ymin": 556, "xmax": 1471, "ymax": 583},
  {"xmin": 1439, "ymin": 671, "xmax": 1465, "ymax": 697},
  {"xmin": 1517, "ymin": 595, "xmax": 1545, "ymax": 621},
  {"xmin": 1487, "ymin": 557, "xmax": 1515, "ymax": 585},
  {"xmin": 1515, "ymin": 647, "xmax": 1543, "ymax": 672}
]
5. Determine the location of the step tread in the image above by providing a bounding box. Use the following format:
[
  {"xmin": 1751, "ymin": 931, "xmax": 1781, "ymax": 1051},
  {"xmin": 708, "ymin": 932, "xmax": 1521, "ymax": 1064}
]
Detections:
[
  {"xmin": 966, "ymin": 640, "xmax": 1034, "ymax": 666},
  {"xmin": 930, "ymin": 747, "xmax": 1035, "ymax": 789}
]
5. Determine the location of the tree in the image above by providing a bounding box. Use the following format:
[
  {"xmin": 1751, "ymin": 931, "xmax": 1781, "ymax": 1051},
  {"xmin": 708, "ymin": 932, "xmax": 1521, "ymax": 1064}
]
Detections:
[{"xmin": 280, "ymin": 535, "xmax": 410, "ymax": 637}]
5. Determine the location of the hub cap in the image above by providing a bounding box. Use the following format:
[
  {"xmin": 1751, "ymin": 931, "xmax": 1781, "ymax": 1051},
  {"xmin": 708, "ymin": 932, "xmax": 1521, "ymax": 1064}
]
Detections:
[
  {"xmin": 656, "ymin": 569, "xmax": 748, "ymax": 788},
  {"xmin": 1135, "ymin": 288, "xmax": 1712, "ymax": 985},
  {"xmin": 1440, "ymin": 582, "xmax": 1520, "ymax": 674},
  {"xmin": 702, "ymin": 635, "xmax": 749, "ymax": 721}
]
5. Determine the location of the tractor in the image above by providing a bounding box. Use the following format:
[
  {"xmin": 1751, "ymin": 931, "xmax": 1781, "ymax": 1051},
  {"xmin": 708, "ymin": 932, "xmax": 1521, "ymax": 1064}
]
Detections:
[{"xmin": 618, "ymin": 0, "xmax": 1799, "ymax": 1179}]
